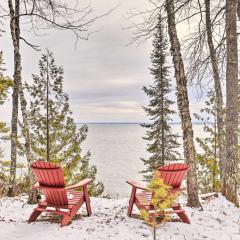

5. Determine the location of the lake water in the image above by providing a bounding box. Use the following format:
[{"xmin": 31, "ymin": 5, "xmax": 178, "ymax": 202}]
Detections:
[
  {"xmin": 82, "ymin": 123, "xmax": 206, "ymax": 197},
  {"xmin": 1, "ymin": 123, "xmax": 207, "ymax": 198}
]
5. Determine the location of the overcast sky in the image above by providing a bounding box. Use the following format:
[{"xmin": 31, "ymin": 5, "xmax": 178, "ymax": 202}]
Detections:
[{"xmin": 0, "ymin": 0, "xmax": 207, "ymax": 123}]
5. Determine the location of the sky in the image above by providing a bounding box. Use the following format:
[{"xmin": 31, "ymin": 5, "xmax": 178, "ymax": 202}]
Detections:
[{"xmin": 0, "ymin": 0, "xmax": 207, "ymax": 123}]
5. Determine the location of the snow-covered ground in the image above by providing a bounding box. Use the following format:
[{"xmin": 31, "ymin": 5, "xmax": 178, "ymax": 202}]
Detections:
[{"xmin": 0, "ymin": 194, "xmax": 239, "ymax": 240}]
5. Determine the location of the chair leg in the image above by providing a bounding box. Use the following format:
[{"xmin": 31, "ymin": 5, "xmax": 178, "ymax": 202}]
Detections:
[
  {"xmin": 28, "ymin": 207, "xmax": 45, "ymax": 223},
  {"xmin": 83, "ymin": 185, "xmax": 92, "ymax": 216},
  {"xmin": 171, "ymin": 204, "xmax": 190, "ymax": 224},
  {"xmin": 85, "ymin": 199, "xmax": 92, "ymax": 216},
  {"xmin": 60, "ymin": 204, "xmax": 82, "ymax": 227},
  {"xmin": 60, "ymin": 215, "xmax": 72, "ymax": 227},
  {"xmin": 128, "ymin": 187, "xmax": 136, "ymax": 217}
]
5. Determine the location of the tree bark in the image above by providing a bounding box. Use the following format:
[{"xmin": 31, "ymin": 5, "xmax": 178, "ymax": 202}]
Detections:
[
  {"xmin": 46, "ymin": 56, "xmax": 50, "ymax": 162},
  {"xmin": 166, "ymin": 0, "xmax": 201, "ymax": 208},
  {"xmin": 7, "ymin": 0, "xmax": 20, "ymax": 197},
  {"xmin": 222, "ymin": 0, "xmax": 239, "ymax": 206},
  {"xmin": 8, "ymin": 0, "xmax": 38, "ymax": 203},
  {"xmin": 204, "ymin": 0, "xmax": 225, "ymax": 179}
]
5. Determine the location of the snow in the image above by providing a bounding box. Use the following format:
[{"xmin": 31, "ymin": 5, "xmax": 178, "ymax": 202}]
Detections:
[{"xmin": 0, "ymin": 194, "xmax": 239, "ymax": 240}]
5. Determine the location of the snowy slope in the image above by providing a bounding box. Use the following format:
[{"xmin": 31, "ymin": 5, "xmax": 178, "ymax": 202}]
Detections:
[{"xmin": 0, "ymin": 194, "xmax": 239, "ymax": 240}]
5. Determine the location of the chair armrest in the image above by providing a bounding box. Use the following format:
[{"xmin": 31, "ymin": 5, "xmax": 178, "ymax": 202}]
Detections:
[
  {"xmin": 32, "ymin": 182, "xmax": 66, "ymax": 191},
  {"xmin": 126, "ymin": 180, "xmax": 152, "ymax": 191},
  {"xmin": 179, "ymin": 185, "xmax": 186, "ymax": 191},
  {"xmin": 170, "ymin": 185, "xmax": 186, "ymax": 194},
  {"xmin": 65, "ymin": 178, "xmax": 93, "ymax": 190},
  {"xmin": 32, "ymin": 182, "xmax": 40, "ymax": 189}
]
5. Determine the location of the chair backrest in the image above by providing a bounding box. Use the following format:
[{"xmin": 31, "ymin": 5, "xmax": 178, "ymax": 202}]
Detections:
[
  {"xmin": 31, "ymin": 161, "xmax": 68, "ymax": 206},
  {"xmin": 156, "ymin": 163, "xmax": 189, "ymax": 188}
]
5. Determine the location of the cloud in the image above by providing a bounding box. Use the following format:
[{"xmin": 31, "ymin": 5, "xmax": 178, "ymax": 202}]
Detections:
[{"xmin": 0, "ymin": 0, "xmax": 207, "ymax": 123}]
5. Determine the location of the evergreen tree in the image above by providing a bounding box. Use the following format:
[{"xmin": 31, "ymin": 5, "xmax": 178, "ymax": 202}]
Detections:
[
  {"xmin": 0, "ymin": 50, "xmax": 13, "ymax": 182},
  {"xmin": 26, "ymin": 50, "xmax": 104, "ymax": 196},
  {"xmin": 0, "ymin": 53, "xmax": 12, "ymax": 105},
  {"xmin": 194, "ymin": 92, "xmax": 221, "ymax": 193},
  {"xmin": 141, "ymin": 16, "xmax": 180, "ymax": 181}
]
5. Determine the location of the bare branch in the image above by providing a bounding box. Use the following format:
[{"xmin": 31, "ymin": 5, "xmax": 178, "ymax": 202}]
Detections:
[
  {"xmin": 19, "ymin": 36, "xmax": 40, "ymax": 51},
  {"xmin": 1, "ymin": 0, "xmax": 116, "ymax": 49}
]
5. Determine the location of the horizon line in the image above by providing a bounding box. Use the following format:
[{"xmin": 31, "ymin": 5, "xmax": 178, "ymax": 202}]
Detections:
[
  {"xmin": 3, "ymin": 121, "xmax": 212, "ymax": 125},
  {"xmin": 77, "ymin": 121, "xmax": 207, "ymax": 125}
]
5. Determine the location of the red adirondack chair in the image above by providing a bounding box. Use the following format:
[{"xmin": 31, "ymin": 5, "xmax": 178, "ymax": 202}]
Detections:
[
  {"xmin": 28, "ymin": 161, "xmax": 93, "ymax": 227},
  {"xmin": 127, "ymin": 163, "xmax": 190, "ymax": 224}
]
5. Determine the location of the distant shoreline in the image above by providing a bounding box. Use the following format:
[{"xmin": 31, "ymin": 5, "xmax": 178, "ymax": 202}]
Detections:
[
  {"xmin": 3, "ymin": 122, "xmax": 211, "ymax": 125},
  {"xmin": 76, "ymin": 122, "xmax": 208, "ymax": 125}
]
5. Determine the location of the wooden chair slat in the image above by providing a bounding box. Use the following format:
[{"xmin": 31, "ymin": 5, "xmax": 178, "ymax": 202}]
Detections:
[
  {"xmin": 167, "ymin": 171, "xmax": 175, "ymax": 185},
  {"xmin": 169, "ymin": 171, "xmax": 178, "ymax": 186}
]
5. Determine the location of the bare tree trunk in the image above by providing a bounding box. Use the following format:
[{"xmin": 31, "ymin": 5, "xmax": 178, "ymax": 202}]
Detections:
[
  {"xmin": 7, "ymin": 0, "xmax": 20, "ymax": 197},
  {"xmin": 8, "ymin": 0, "xmax": 38, "ymax": 203},
  {"xmin": 222, "ymin": 0, "xmax": 239, "ymax": 206},
  {"xmin": 237, "ymin": 0, "xmax": 240, "ymax": 20},
  {"xmin": 166, "ymin": 0, "xmax": 201, "ymax": 208},
  {"xmin": 204, "ymin": 0, "xmax": 225, "ymax": 179},
  {"xmin": 46, "ymin": 57, "xmax": 50, "ymax": 162}
]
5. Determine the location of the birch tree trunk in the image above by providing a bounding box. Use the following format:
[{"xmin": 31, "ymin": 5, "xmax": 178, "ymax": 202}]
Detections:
[
  {"xmin": 222, "ymin": 0, "xmax": 239, "ymax": 206},
  {"xmin": 204, "ymin": 0, "xmax": 225, "ymax": 179},
  {"xmin": 7, "ymin": 0, "xmax": 20, "ymax": 197},
  {"xmin": 166, "ymin": 0, "xmax": 201, "ymax": 208},
  {"xmin": 7, "ymin": 0, "xmax": 38, "ymax": 203}
]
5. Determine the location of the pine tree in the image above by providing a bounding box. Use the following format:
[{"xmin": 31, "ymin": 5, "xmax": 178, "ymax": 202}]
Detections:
[
  {"xmin": 0, "ymin": 50, "xmax": 12, "ymax": 140},
  {"xmin": 194, "ymin": 92, "xmax": 221, "ymax": 193},
  {"xmin": 141, "ymin": 16, "xmax": 180, "ymax": 181},
  {"xmin": 0, "ymin": 50, "xmax": 13, "ymax": 183},
  {"xmin": 26, "ymin": 50, "xmax": 104, "ymax": 196},
  {"xmin": 0, "ymin": 51, "xmax": 12, "ymax": 106}
]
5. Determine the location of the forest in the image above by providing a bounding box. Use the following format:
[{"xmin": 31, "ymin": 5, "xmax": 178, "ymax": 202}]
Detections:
[{"xmin": 0, "ymin": 0, "xmax": 239, "ymax": 240}]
